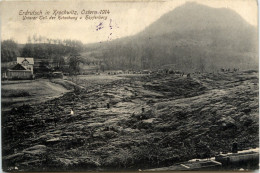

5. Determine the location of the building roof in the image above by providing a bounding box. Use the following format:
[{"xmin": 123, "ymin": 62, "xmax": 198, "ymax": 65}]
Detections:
[
  {"xmin": 10, "ymin": 63, "xmax": 27, "ymax": 70},
  {"xmin": 17, "ymin": 57, "xmax": 34, "ymax": 65}
]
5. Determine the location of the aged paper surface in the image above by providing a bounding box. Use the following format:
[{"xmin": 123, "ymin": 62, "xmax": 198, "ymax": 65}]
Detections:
[{"xmin": 0, "ymin": 0, "xmax": 258, "ymax": 172}]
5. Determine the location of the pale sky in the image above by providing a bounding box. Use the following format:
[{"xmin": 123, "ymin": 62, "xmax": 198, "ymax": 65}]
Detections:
[{"xmin": 0, "ymin": 0, "xmax": 258, "ymax": 44}]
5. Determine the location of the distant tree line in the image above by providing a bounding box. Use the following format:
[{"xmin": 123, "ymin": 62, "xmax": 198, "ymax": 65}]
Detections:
[
  {"xmin": 1, "ymin": 36, "xmax": 85, "ymax": 74},
  {"xmin": 1, "ymin": 37, "xmax": 83, "ymax": 61},
  {"xmin": 1, "ymin": 39, "xmax": 20, "ymax": 62},
  {"xmin": 101, "ymin": 40, "xmax": 209, "ymax": 73},
  {"xmin": 21, "ymin": 42, "xmax": 82, "ymax": 59}
]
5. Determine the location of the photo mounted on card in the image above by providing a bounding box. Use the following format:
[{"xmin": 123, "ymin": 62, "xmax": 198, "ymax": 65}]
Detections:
[{"xmin": 0, "ymin": 0, "xmax": 258, "ymax": 172}]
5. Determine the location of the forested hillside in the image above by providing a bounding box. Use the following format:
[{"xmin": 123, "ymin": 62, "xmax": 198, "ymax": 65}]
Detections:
[
  {"xmin": 1, "ymin": 37, "xmax": 83, "ymax": 63},
  {"xmin": 83, "ymin": 2, "xmax": 258, "ymax": 72}
]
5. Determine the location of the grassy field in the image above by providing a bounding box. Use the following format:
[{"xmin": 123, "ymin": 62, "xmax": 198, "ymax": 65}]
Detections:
[
  {"xmin": 2, "ymin": 71, "xmax": 259, "ymax": 171},
  {"xmin": 1, "ymin": 79, "xmax": 72, "ymax": 111}
]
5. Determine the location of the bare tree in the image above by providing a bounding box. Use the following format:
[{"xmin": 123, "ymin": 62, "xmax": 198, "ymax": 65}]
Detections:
[
  {"xmin": 33, "ymin": 34, "xmax": 37, "ymax": 44},
  {"xmin": 38, "ymin": 35, "xmax": 42, "ymax": 43},
  {"xmin": 198, "ymin": 57, "xmax": 206, "ymax": 73},
  {"xmin": 27, "ymin": 36, "xmax": 32, "ymax": 44}
]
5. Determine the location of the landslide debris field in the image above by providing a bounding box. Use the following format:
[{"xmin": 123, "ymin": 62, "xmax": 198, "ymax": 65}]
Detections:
[{"xmin": 2, "ymin": 71, "xmax": 259, "ymax": 171}]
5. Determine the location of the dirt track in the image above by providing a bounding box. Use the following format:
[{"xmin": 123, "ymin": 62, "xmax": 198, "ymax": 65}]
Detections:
[{"xmin": 2, "ymin": 71, "xmax": 259, "ymax": 171}]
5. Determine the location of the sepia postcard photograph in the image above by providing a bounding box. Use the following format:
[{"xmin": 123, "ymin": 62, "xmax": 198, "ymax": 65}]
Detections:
[{"xmin": 0, "ymin": 0, "xmax": 259, "ymax": 172}]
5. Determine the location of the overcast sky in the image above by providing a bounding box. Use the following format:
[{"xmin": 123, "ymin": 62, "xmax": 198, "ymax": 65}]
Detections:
[{"xmin": 0, "ymin": 0, "xmax": 257, "ymax": 44}]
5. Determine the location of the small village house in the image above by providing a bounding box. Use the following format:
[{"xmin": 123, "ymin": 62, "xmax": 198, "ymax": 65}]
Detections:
[{"xmin": 6, "ymin": 57, "xmax": 34, "ymax": 80}]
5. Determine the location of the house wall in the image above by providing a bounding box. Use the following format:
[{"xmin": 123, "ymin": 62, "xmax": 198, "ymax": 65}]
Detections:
[
  {"xmin": 79, "ymin": 63, "xmax": 100, "ymax": 74},
  {"xmin": 7, "ymin": 70, "xmax": 33, "ymax": 79},
  {"xmin": 24, "ymin": 64, "xmax": 34, "ymax": 72}
]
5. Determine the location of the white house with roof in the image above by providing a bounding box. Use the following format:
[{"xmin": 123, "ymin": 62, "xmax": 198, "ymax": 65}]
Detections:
[
  {"xmin": 6, "ymin": 57, "xmax": 34, "ymax": 80},
  {"xmin": 17, "ymin": 57, "xmax": 34, "ymax": 72}
]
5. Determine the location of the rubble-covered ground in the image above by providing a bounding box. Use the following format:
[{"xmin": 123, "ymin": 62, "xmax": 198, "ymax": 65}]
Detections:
[{"xmin": 2, "ymin": 71, "xmax": 259, "ymax": 171}]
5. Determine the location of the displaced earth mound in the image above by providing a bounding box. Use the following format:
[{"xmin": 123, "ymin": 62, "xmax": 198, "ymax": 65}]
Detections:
[{"xmin": 2, "ymin": 71, "xmax": 258, "ymax": 171}]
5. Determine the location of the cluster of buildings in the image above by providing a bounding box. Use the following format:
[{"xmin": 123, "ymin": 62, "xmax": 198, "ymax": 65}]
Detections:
[
  {"xmin": 2, "ymin": 57, "xmax": 67, "ymax": 80},
  {"xmin": 2, "ymin": 56, "xmax": 102, "ymax": 80}
]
